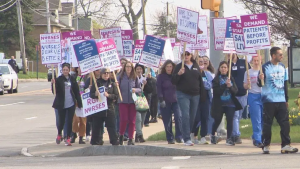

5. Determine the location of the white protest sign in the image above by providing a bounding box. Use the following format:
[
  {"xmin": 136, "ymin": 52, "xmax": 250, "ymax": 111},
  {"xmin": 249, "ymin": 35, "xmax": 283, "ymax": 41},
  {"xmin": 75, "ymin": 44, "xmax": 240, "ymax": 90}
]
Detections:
[
  {"xmin": 58, "ymin": 39, "xmax": 71, "ymax": 76},
  {"xmin": 121, "ymin": 30, "xmax": 133, "ymax": 60},
  {"xmin": 213, "ymin": 18, "xmax": 227, "ymax": 50},
  {"xmin": 139, "ymin": 36, "xmax": 166, "ymax": 68},
  {"xmin": 99, "ymin": 27, "xmax": 124, "ymax": 56},
  {"xmin": 97, "ymin": 38, "xmax": 122, "ymax": 71},
  {"xmin": 70, "ymin": 40, "xmax": 83, "ymax": 67},
  {"xmin": 40, "ymin": 33, "xmax": 62, "ymax": 64},
  {"xmin": 133, "ymin": 40, "xmax": 145, "ymax": 63},
  {"xmin": 177, "ymin": 7, "xmax": 199, "ymax": 44},
  {"xmin": 241, "ymin": 13, "xmax": 271, "ymax": 50},
  {"xmin": 75, "ymin": 86, "xmax": 108, "ymax": 117},
  {"xmin": 223, "ymin": 19, "xmax": 239, "ymax": 53},
  {"xmin": 73, "ymin": 40, "xmax": 103, "ymax": 75},
  {"xmin": 173, "ymin": 43, "xmax": 181, "ymax": 62},
  {"xmin": 190, "ymin": 15, "xmax": 209, "ymax": 50}
]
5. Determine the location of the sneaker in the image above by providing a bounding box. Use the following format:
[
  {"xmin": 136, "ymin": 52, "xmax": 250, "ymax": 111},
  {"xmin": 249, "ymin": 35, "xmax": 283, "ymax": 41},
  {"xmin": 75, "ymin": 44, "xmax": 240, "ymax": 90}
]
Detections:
[
  {"xmin": 184, "ymin": 140, "xmax": 194, "ymax": 146},
  {"xmin": 168, "ymin": 140, "xmax": 175, "ymax": 144},
  {"xmin": 191, "ymin": 134, "xmax": 199, "ymax": 144},
  {"xmin": 199, "ymin": 137, "xmax": 209, "ymax": 144},
  {"xmin": 226, "ymin": 138, "xmax": 235, "ymax": 146},
  {"xmin": 144, "ymin": 124, "xmax": 149, "ymax": 127},
  {"xmin": 281, "ymin": 145, "xmax": 298, "ymax": 154},
  {"xmin": 217, "ymin": 129, "xmax": 227, "ymax": 136},
  {"xmin": 157, "ymin": 115, "xmax": 162, "ymax": 119},
  {"xmin": 211, "ymin": 135, "xmax": 222, "ymax": 144},
  {"xmin": 263, "ymin": 145, "xmax": 270, "ymax": 154},
  {"xmin": 175, "ymin": 138, "xmax": 184, "ymax": 143},
  {"xmin": 56, "ymin": 135, "xmax": 62, "ymax": 144},
  {"xmin": 234, "ymin": 136, "xmax": 242, "ymax": 144},
  {"xmin": 64, "ymin": 137, "xmax": 72, "ymax": 146},
  {"xmin": 86, "ymin": 136, "xmax": 90, "ymax": 142},
  {"xmin": 256, "ymin": 143, "xmax": 264, "ymax": 148}
]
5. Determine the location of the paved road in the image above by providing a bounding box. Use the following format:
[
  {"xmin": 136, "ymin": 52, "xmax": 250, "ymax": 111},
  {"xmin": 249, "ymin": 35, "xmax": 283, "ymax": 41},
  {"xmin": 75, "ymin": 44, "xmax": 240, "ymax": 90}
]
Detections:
[
  {"xmin": 0, "ymin": 154, "xmax": 299, "ymax": 169},
  {"xmin": 0, "ymin": 81, "xmax": 56, "ymax": 157}
]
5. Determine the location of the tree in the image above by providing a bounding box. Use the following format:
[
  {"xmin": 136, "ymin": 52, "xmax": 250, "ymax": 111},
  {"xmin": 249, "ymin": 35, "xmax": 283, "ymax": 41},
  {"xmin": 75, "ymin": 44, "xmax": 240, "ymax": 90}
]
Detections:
[
  {"xmin": 0, "ymin": 0, "xmax": 37, "ymax": 61},
  {"xmin": 151, "ymin": 11, "xmax": 178, "ymax": 40},
  {"xmin": 236, "ymin": 0, "xmax": 300, "ymax": 46},
  {"xmin": 118, "ymin": 0, "xmax": 148, "ymax": 40}
]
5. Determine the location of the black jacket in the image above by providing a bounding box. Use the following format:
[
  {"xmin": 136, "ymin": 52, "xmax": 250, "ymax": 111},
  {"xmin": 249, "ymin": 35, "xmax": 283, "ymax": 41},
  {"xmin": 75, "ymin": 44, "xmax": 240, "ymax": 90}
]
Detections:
[
  {"xmin": 52, "ymin": 75, "xmax": 83, "ymax": 109},
  {"xmin": 211, "ymin": 75, "xmax": 242, "ymax": 119},
  {"xmin": 90, "ymin": 78, "xmax": 118, "ymax": 116},
  {"xmin": 172, "ymin": 60, "xmax": 206, "ymax": 102}
]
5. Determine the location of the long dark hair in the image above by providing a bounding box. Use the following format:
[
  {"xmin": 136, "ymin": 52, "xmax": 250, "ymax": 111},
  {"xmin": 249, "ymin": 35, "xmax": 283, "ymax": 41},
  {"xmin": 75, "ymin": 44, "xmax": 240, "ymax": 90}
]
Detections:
[
  {"xmin": 120, "ymin": 61, "xmax": 137, "ymax": 80},
  {"xmin": 216, "ymin": 61, "xmax": 229, "ymax": 77},
  {"xmin": 202, "ymin": 56, "xmax": 215, "ymax": 73},
  {"xmin": 160, "ymin": 59, "xmax": 175, "ymax": 74}
]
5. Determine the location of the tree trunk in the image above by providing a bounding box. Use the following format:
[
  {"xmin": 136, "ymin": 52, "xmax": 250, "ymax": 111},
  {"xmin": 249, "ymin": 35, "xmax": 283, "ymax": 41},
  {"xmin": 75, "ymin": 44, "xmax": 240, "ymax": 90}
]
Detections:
[{"xmin": 132, "ymin": 21, "xmax": 139, "ymax": 41}]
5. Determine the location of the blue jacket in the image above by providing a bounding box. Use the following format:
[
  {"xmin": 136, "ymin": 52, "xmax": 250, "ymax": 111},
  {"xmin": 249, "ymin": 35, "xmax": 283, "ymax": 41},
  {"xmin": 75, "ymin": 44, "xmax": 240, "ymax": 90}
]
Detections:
[
  {"xmin": 117, "ymin": 74, "xmax": 141, "ymax": 104},
  {"xmin": 202, "ymin": 71, "xmax": 213, "ymax": 102}
]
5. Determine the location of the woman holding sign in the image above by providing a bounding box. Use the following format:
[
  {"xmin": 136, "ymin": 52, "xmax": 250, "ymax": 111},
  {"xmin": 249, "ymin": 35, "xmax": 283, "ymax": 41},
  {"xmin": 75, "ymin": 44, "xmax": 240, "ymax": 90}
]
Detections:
[
  {"xmin": 117, "ymin": 61, "xmax": 141, "ymax": 145},
  {"xmin": 52, "ymin": 63, "xmax": 83, "ymax": 146},
  {"xmin": 243, "ymin": 56, "xmax": 263, "ymax": 148},
  {"xmin": 210, "ymin": 61, "xmax": 242, "ymax": 146},
  {"xmin": 172, "ymin": 51, "xmax": 206, "ymax": 146},
  {"xmin": 89, "ymin": 68, "xmax": 119, "ymax": 146}
]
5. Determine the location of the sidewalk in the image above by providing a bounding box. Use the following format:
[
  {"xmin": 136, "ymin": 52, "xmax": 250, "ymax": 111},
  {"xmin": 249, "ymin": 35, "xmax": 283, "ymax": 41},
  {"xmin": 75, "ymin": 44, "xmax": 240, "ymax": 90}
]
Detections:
[{"xmin": 24, "ymin": 119, "xmax": 300, "ymax": 157}]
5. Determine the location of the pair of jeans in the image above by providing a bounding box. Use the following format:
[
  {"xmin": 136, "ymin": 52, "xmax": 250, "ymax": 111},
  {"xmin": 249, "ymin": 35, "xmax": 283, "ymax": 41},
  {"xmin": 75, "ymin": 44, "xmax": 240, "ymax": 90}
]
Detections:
[
  {"xmin": 136, "ymin": 111, "xmax": 147, "ymax": 136},
  {"xmin": 160, "ymin": 102, "xmax": 183, "ymax": 141},
  {"xmin": 176, "ymin": 91, "xmax": 200, "ymax": 142},
  {"xmin": 248, "ymin": 93, "xmax": 263, "ymax": 144},
  {"xmin": 232, "ymin": 95, "xmax": 248, "ymax": 137},
  {"xmin": 57, "ymin": 105, "xmax": 76, "ymax": 138},
  {"xmin": 212, "ymin": 106, "xmax": 235, "ymax": 139},
  {"xmin": 193, "ymin": 98, "xmax": 211, "ymax": 137},
  {"xmin": 263, "ymin": 102, "xmax": 290, "ymax": 147},
  {"xmin": 55, "ymin": 109, "xmax": 68, "ymax": 138},
  {"xmin": 119, "ymin": 103, "xmax": 137, "ymax": 139}
]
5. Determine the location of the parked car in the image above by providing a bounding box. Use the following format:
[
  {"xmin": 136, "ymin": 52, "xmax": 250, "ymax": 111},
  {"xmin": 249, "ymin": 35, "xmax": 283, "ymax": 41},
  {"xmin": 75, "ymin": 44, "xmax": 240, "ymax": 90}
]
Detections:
[
  {"xmin": 0, "ymin": 73, "xmax": 4, "ymax": 95},
  {"xmin": 0, "ymin": 64, "xmax": 18, "ymax": 93},
  {"xmin": 47, "ymin": 69, "xmax": 57, "ymax": 82}
]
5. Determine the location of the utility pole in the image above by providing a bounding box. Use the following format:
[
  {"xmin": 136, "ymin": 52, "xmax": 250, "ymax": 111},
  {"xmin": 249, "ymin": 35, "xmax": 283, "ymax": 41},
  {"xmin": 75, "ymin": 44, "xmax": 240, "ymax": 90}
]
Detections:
[
  {"xmin": 166, "ymin": 1, "xmax": 170, "ymax": 38},
  {"xmin": 141, "ymin": 0, "xmax": 147, "ymax": 36},
  {"xmin": 46, "ymin": 0, "xmax": 51, "ymax": 33},
  {"xmin": 75, "ymin": 0, "xmax": 78, "ymax": 30},
  {"xmin": 16, "ymin": 0, "xmax": 27, "ymax": 74},
  {"xmin": 209, "ymin": 0, "xmax": 224, "ymax": 69},
  {"xmin": 262, "ymin": 5, "xmax": 270, "ymax": 63}
]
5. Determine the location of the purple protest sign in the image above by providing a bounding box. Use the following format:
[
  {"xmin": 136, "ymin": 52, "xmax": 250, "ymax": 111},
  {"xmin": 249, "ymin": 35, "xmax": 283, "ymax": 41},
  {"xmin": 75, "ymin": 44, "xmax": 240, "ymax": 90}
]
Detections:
[
  {"xmin": 241, "ymin": 13, "xmax": 271, "ymax": 50},
  {"xmin": 231, "ymin": 23, "xmax": 256, "ymax": 55},
  {"xmin": 62, "ymin": 30, "xmax": 84, "ymax": 41},
  {"xmin": 83, "ymin": 30, "xmax": 92, "ymax": 40},
  {"xmin": 121, "ymin": 30, "xmax": 133, "ymax": 59},
  {"xmin": 133, "ymin": 40, "xmax": 145, "ymax": 63}
]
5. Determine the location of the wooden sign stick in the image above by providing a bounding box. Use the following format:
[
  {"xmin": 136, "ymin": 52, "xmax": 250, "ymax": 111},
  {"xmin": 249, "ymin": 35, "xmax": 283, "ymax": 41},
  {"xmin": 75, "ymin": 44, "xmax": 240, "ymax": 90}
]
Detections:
[
  {"xmin": 89, "ymin": 72, "xmax": 93, "ymax": 86},
  {"xmin": 181, "ymin": 42, "xmax": 187, "ymax": 69},
  {"xmin": 195, "ymin": 50, "xmax": 199, "ymax": 65},
  {"xmin": 91, "ymin": 71, "xmax": 102, "ymax": 102},
  {"xmin": 112, "ymin": 71, "xmax": 123, "ymax": 102},
  {"xmin": 228, "ymin": 53, "xmax": 233, "ymax": 79},
  {"xmin": 52, "ymin": 65, "xmax": 56, "ymax": 95},
  {"xmin": 257, "ymin": 50, "xmax": 264, "ymax": 86},
  {"xmin": 245, "ymin": 55, "xmax": 251, "ymax": 89}
]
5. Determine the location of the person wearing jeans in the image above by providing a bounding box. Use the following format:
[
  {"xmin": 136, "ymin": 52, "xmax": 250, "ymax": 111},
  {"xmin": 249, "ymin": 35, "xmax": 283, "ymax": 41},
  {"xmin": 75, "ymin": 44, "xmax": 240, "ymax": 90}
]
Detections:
[
  {"xmin": 210, "ymin": 61, "xmax": 242, "ymax": 146},
  {"xmin": 117, "ymin": 61, "xmax": 141, "ymax": 145},
  {"xmin": 157, "ymin": 60, "xmax": 183, "ymax": 144},
  {"xmin": 52, "ymin": 63, "xmax": 82, "ymax": 146},
  {"xmin": 172, "ymin": 51, "xmax": 206, "ymax": 146},
  {"xmin": 258, "ymin": 47, "xmax": 298, "ymax": 154}
]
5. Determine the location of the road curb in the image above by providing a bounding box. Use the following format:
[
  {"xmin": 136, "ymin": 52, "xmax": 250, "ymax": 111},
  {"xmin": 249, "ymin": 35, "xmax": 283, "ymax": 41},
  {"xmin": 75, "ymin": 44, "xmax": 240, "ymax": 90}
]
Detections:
[{"xmin": 21, "ymin": 147, "xmax": 33, "ymax": 157}]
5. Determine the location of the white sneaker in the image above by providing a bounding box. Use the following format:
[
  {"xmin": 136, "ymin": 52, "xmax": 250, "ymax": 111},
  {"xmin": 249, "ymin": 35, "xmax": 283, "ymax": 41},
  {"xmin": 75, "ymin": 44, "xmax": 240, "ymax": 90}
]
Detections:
[
  {"xmin": 263, "ymin": 146, "xmax": 270, "ymax": 154},
  {"xmin": 86, "ymin": 136, "xmax": 90, "ymax": 142},
  {"xmin": 184, "ymin": 140, "xmax": 194, "ymax": 146},
  {"xmin": 199, "ymin": 137, "xmax": 209, "ymax": 144},
  {"xmin": 281, "ymin": 145, "xmax": 298, "ymax": 154},
  {"xmin": 193, "ymin": 138, "xmax": 199, "ymax": 144}
]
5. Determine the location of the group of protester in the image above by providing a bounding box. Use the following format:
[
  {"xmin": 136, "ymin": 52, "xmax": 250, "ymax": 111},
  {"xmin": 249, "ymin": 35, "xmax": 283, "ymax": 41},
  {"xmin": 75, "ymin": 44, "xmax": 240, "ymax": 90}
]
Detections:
[{"xmin": 51, "ymin": 46, "xmax": 298, "ymax": 154}]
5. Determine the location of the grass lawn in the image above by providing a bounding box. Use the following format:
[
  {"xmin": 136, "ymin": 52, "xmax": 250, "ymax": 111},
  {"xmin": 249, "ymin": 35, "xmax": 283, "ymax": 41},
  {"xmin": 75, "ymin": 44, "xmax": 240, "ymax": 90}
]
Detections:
[
  {"xmin": 18, "ymin": 71, "xmax": 48, "ymax": 79},
  {"xmin": 148, "ymin": 87, "xmax": 300, "ymax": 143}
]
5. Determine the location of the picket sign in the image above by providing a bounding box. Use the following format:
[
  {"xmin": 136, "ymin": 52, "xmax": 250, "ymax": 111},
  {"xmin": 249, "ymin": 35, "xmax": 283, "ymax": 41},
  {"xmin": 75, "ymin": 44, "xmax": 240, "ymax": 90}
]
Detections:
[
  {"xmin": 121, "ymin": 30, "xmax": 134, "ymax": 60},
  {"xmin": 190, "ymin": 15, "xmax": 209, "ymax": 50},
  {"xmin": 133, "ymin": 40, "xmax": 145, "ymax": 63},
  {"xmin": 75, "ymin": 86, "xmax": 107, "ymax": 117},
  {"xmin": 223, "ymin": 19, "xmax": 239, "ymax": 53},
  {"xmin": 99, "ymin": 27, "xmax": 124, "ymax": 57},
  {"xmin": 177, "ymin": 7, "xmax": 199, "ymax": 44}
]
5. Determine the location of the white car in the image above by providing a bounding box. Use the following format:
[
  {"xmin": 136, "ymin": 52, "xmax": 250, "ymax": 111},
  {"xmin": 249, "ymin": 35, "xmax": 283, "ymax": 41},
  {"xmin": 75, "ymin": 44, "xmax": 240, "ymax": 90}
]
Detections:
[{"xmin": 0, "ymin": 64, "xmax": 18, "ymax": 94}]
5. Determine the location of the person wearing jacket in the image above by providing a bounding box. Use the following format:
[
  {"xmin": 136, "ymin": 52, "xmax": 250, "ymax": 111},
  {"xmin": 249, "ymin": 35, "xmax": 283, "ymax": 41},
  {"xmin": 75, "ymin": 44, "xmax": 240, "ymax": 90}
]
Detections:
[
  {"xmin": 192, "ymin": 56, "xmax": 214, "ymax": 144},
  {"xmin": 172, "ymin": 51, "xmax": 206, "ymax": 146},
  {"xmin": 243, "ymin": 56, "xmax": 263, "ymax": 148},
  {"xmin": 135, "ymin": 64, "xmax": 153, "ymax": 143},
  {"xmin": 52, "ymin": 63, "xmax": 82, "ymax": 146},
  {"xmin": 229, "ymin": 54, "xmax": 250, "ymax": 144},
  {"xmin": 157, "ymin": 60, "xmax": 183, "ymax": 144},
  {"xmin": 117, "ymin": 61, "xmax": 141, "ymax": 145},
  {"xmin": 89, "ymin": 68, "xmax": 119, "ymax": 145},
  {"xmin": 211, "ymin": 61, "xmax": 242, "ymax": 146}
]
